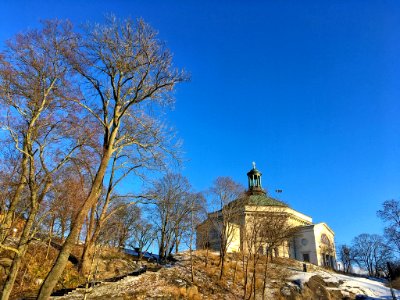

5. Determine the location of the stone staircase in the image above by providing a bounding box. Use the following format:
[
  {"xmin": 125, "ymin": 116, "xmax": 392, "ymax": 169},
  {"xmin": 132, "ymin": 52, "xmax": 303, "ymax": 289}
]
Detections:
[{"xmin": 50, "ymin": 266, "xmax": 148, "ymax": 298}]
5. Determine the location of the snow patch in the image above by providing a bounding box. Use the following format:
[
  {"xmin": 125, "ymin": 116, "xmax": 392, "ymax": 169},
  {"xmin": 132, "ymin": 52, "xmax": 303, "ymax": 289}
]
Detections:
[{"xmin": 289, "ymin": 269, "xmax": 400, "ymax": 299}]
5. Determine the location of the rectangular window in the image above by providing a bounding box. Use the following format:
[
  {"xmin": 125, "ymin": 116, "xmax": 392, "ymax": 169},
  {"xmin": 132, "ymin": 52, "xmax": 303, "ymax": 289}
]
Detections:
[{"xmin": 303, "ymin": 253, "xmax": 310, "ymax": 262}]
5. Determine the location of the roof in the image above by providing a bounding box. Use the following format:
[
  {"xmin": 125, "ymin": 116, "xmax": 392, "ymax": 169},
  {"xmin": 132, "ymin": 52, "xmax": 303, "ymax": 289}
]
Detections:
[
  {"xmin": 297, "ymin": 222, "xmax": 335, "ymax": 235},
  {"xmin": 226, "ymin": 194, "xmax": 289, "ymax": 208},
  {"xmin": 247, "ymin": 168, "xmax": 262, "ymax": 176},
  {"xmin": 245, "ymin": 194, "xmax": 288, "ymax": 207}
]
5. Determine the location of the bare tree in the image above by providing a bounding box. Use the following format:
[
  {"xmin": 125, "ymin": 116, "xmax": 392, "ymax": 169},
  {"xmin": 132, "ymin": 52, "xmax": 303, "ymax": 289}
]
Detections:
[
  {"xmin": 242, "ymin": 210, "xmax": 264, "ymax": 300},
  {"xmin": 150, "ymin": 173, "xmax": 196, "ymax": 261},
  {"xmin": 209, "ymin": 176, "xmax": 244, "ymax": 279},
  {"xmin": 0, "ymin": 21, "xmax": 88, "ymax": 300},
  {"xmin": 128, "ymin": 216, "xmax": 156, "ymax": 263},
  {"xmin": 179, "ymin": 192, "xmax": 205, "ymax": 283},
  {"xmin": 50, "ymin": 169, "xmax": 89, "ymax": 241},
  {"xmin": 242, "ymin": 207, "xmax": 299, "ymax": 300},
  {"xmin": 338, "ymin": 244, "xmax": 355, "ymax": 273},
  {"xmin": 100, "ymin": 202, "xmax": 140, "ymax": 248},
  {"xmin": 78, "ymin": 141, "xmax": 165, "ymax": 275},
  {"xmin": 0, "ymin": 149, "xmax": 26, "ymax": 240},
  {"xmin": 378, "ymin": 199, "xmax": 400, "ymax": 253},
  {"xmin": 352, "ymin": 233, "xmax": 393, "ymax": 277},
  {"xmin": 261, "ymin": 213, "xmax": 299, "ymax": 299},
  {"xmin": 196, "ymin": 204, "xmax": 213, "ymax": 268},
  {"xmin": 0, "ymin": 20, "xmax": 79, "ymax": 242},
  {"xmin": 37, "ymin": 16, "xmax": 186, "ymax": 299}
]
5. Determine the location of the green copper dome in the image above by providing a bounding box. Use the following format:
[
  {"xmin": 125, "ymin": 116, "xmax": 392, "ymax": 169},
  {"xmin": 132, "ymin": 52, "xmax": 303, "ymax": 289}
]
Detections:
[
  {"xmin": 226, "ymin": 194, "xmax": 289, "ymax": 209},
  {"xmin": 245, "ymin": 194, "xmax": 288, "ymax": 207}
]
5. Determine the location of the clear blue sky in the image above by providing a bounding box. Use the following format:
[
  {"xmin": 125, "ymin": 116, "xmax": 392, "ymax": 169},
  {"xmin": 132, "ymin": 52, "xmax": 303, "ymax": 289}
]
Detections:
[{"xmin": 1, "ymin": 1, "xmax": 399, "ymax": 246}]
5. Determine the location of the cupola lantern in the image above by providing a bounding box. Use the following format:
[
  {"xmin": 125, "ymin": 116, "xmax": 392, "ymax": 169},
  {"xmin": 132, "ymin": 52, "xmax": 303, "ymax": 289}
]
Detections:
[{"xmin": 246, "ymin": 162, "xmax": 266, "ymax": 195}]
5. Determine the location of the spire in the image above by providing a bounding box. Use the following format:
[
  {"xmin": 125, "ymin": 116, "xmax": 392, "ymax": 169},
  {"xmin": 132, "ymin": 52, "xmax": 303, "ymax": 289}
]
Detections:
[{"xmin": 246, "ymin": 162, "xmax": 266, "ymax": 195}]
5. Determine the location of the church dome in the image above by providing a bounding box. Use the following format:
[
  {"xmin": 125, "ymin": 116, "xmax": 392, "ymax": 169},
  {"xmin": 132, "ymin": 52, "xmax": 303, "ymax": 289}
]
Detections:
[
  {"xmin": 226, "ymin": 193, "xmax": 289, "ymax": 210},
  {"xmin": 245, "ymin": 194, "xmax": 288, "ymax": 207}
]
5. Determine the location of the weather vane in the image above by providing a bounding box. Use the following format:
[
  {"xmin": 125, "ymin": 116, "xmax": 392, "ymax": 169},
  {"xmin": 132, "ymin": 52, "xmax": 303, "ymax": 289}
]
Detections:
[{"xmin": 252, "ymin": 161, "xmax": 256, "ymax": 169}]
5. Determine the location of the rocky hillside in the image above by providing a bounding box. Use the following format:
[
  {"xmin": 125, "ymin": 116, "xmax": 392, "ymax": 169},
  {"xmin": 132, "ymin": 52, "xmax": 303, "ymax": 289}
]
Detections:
[
  {"xmin": 0, "ymin": 240, "xmax": 140, "ymax": 299},
  {"xmin": 51, "ymin": 250, "xmax": 400, "ymax": 300}
]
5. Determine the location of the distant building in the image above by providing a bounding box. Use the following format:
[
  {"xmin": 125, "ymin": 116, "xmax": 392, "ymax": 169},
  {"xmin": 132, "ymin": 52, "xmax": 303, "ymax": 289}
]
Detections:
[{"xmin": 196, "ymin": 164, "xmax": 336, "ymax": 268}]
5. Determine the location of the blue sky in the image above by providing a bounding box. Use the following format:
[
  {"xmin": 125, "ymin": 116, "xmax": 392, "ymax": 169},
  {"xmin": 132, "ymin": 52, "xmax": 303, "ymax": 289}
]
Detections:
[{"xmin": 1, "ymin": 1, "xmax": 399, "ymax": 246}]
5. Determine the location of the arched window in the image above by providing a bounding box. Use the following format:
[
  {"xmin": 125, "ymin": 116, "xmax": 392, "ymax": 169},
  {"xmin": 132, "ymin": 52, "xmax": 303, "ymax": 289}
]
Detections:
[{"xmin": 321, "ymin": 234, "xmax": 330, "ymax": 246}]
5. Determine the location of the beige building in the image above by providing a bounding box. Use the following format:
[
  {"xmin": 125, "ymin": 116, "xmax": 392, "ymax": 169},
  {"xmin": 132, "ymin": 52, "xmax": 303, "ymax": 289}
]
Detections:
[{"xmin": 196, "ymin": 164, "xmax": 336, "ymax": 268}]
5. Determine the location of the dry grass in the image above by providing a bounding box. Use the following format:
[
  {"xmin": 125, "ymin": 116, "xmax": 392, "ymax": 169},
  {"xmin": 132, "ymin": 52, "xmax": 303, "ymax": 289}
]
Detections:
[
  {"xmin": 169, "ymin": 250, "xmax": 294, "ymax": 299},
  {"xmin": 392, "ymin": 277, "xmax": 400, "ymax": 290},
  {"xmin": 0, "ymin": 241, "xmax": 85, "ymax": 299},
  {"xmin": 0, "ymin": 242, "xmax": 141, "ymax": 299},
  {"xmin": 1, "ymin": 246, "xmax": 340, "ymax": 299},
  {"xmin": 50, "ymin": 249, "xmax": 366, "ymax": 300}
]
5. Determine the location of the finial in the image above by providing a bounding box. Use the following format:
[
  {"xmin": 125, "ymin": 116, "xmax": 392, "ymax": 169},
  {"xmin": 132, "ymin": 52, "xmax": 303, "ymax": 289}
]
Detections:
[{"xmin": 252, "ymin": 161, "xmax": 256, "ymax": 169}]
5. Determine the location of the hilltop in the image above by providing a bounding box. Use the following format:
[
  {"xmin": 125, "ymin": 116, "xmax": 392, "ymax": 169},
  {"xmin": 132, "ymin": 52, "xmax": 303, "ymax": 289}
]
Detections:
[{"xmin": 51, "ymin": 251, "xmax": 400, "ymax": 300}]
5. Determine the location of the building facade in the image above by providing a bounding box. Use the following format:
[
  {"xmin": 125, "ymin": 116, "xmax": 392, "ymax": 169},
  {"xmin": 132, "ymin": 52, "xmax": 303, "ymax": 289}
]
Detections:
[{"xmin": 196, "ymin": 164, "xmax": 336, "ymax": 268}]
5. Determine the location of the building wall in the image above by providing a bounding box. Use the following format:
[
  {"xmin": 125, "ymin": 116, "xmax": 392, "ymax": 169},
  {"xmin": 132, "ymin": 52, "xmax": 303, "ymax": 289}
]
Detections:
[
  {"xmin": 241, "ymin": 206, "xmax": 311, "ymax": 257},
  {"xmin": 293, "ymin": 226, "xmax": 319, "ymax": 265},
  {"xmin": 313, "ymin": 223, "xmax": 336, "ymax": 268},
  {"xmin": 196, "ymin": 214, "xmax": 243, "ymax": 253},
  {"xmin": 244, "ymin": 206, "xmax": 313, "ymax": 225},
  {"xmin": 226, "ymin": 222, "xmax": 241, "ymax": 252},
  {"xmin": 196, "ymin": 206, "xmax": 336, "ymax": 269},
  {"xmin": 291, "ymin": 223, "xmax": 336, "ymax": 268},
  {"xmin": 196, "ymin": 219, "xmax": 220, "ymax": 251}
]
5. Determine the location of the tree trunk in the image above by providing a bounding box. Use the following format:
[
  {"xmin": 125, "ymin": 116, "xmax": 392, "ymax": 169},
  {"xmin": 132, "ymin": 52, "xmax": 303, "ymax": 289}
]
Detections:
[
  {"xmin": 219, "ymin": 251, "xmax": 225, "ymax": 280},
  {"xmin": 79, "ymin": 205, "xmax": 96, "ymax": 274},
  {"xmin": 1, "ymin": 244, "xmax": 28, "ymax": 300},
  {"xmin": 80, "ymin": 163, "xmax": 115, "ymax": 273},
  {"xmin": 37, "ymin": 203, "xmax": 93, "ymax": 299},
  {"xmin": 262, "ymin": 255, "xmax": 269, "ymax": 300},
  {"xmin": 252, "ymin": 254, "xmax": 258, "ymax": 299},
  {"xmin": 190, "ymin": 255, "xmax": 194, "ymax": 283},
  {"xmin": 219, "ymin": 222, "xmax": 227, "ymax": 277},
  {"xmin": 46, "ymin": 217, "xmax": 55, "ymax": 259},
  {"xmin": 189, "ymin": 208, "xmax": 194, "ymax": 283},
  {"xmin": 0, "ymin": 149, "xmax": 28, "ymax": 243},
  {"xmin": 232, "ymin": 257, "xmax": 238, "ymax": 285},
  {"xmin": 60, "ymin": 219, "xmax": 66, "ymax": 242},
  {"xmin": 205, "ymin": 247, "xmax": 209, "ymax": 267},
  {"xmin": 159, "ymin": 229, "xmax": 166, "ymax": 261},
  {"xmin": 80, "ymin": 220, "xmax": 103, "ymax": 274},
  {"xmin": 246, "ymin": 254, "xmax": 256, "ymax": 300},
  {"xmin": 243, "ymin": 253, "xmax": 250, "ymax": 300},
  {"xmin": 1, "ymin": 149, "xmax": 51, "ymax": 300},
  {"xmin": 80, "ymin": 239, "xmax": 95, "ymax": 275},
  {"xmin": 37, "ymin": 149, "xmax": 112, "ymax": 300},
  {"xmin": 1, "ymin": 202, "xmax": 40, "ymax": 300}
]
